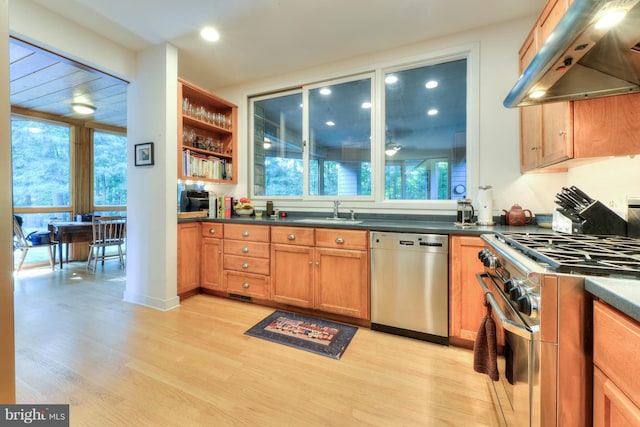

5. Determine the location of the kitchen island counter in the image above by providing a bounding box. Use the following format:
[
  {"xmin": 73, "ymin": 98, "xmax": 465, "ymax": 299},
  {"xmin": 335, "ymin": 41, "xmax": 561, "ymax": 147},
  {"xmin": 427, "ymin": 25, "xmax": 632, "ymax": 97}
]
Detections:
[{"xmin": 586, "ymin": 277, "xmax": 640, "ymax": 323}]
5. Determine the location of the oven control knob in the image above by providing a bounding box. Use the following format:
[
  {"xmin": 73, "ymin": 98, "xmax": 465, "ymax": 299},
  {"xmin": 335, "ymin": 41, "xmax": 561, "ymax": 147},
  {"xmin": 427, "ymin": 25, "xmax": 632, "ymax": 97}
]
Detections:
[
  {"xmin": 503, "ymin": 278, "xmax": 516, "ymax": 293},
  {"xmin": 517, "ymin": 294, "xmax": 532, "ymax": 316},
  {"xmin": 509, "ymin": 285, "xmax": 523, "ymax": 301},
  {"xmin": 478, "ymin": 249, "xmax": 499, "ymax": 269}
]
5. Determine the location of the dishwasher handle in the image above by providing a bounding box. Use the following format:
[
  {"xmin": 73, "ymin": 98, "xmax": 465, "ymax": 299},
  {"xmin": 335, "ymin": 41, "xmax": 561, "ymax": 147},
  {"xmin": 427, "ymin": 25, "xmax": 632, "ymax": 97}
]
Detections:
[{"xmin": 476, "ymin": 272, "xmax": 532, "ymax": 340}]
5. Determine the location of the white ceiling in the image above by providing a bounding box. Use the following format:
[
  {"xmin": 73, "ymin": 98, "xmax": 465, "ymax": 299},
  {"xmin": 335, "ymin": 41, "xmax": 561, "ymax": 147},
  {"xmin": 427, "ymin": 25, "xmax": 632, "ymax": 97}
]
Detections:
[
  {"xmin": 34, "ymin": 0, "xmax": 545, "ymax": 89},
  {"xmin": 13, "ymin": 0, "xmax": 545, "ymax": 128}
]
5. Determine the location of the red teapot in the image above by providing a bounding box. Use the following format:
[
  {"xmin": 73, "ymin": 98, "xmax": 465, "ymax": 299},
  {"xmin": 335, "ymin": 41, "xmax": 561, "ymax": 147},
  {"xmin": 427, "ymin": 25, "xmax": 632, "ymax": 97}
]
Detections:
[{"xmin": 503, "ymin": 204, "xmax": 533, "ymax": 226}]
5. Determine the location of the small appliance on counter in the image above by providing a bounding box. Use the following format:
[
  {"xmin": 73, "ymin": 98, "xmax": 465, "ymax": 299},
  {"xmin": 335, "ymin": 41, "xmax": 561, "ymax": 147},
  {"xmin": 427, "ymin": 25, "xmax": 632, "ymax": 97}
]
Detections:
[
  {"xmin": 179, "ymin": 189, "xmax": 209, "ymax": 212},
  {"xmin": 553, "ymin": 185, "xmax": 626, "ymax": 235},
  {"xmin": 477, "ymin": 185, "xmax": 495, "ymax": 225},
  {"xmin": 454, "ymin": 198, "xmax": 475, "ymax": 226}
]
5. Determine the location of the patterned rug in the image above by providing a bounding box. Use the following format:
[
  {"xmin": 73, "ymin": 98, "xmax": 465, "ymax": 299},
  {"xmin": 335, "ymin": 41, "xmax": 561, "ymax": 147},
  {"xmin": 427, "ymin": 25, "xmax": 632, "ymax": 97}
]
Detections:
[{"xmin": 244, "ymin": 310, "xmax": 358, "ymax": 359}]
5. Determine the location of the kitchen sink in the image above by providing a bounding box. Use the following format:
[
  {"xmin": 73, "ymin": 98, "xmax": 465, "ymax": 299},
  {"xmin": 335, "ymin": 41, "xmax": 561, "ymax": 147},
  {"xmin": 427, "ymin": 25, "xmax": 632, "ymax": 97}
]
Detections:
[{"xmin": 293, "ymin": 218, "xmax": 363, "ymax": 225}]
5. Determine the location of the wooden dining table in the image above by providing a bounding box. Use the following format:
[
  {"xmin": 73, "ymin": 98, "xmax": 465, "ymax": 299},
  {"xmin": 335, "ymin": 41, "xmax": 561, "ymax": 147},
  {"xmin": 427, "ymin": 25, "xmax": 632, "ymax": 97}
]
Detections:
[{"xmin": 48, "ymin": 221, "xmax": 93, "ymax": 268}]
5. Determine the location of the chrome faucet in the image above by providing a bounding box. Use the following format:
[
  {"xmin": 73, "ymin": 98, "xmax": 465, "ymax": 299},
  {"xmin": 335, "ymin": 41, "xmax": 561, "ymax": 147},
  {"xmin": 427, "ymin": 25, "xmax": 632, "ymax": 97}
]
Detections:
[{"xmin": 332, "ymin": 200, "xmax": 341, "ymax": 219}]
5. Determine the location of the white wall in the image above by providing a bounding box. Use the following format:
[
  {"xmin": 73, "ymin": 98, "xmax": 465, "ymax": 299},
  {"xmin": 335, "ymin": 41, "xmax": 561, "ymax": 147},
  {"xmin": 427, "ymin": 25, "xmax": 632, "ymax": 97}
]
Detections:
[
  {"xmin": 123, "ymin": 43, "xmax": 179, "ymax": 310},
  {"xmin": 212, "ymin": 16, "xmax": 571, "ymax": 218},
  {"xmin": 9, "ymin": 0, "xmax": 136, "ymax": 80}
]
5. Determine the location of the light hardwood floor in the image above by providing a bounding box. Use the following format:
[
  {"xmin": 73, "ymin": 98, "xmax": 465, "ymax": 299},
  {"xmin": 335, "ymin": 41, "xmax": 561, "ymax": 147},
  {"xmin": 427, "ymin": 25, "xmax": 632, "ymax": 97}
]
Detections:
[{"xmin": 13, "ymin": 262, "xmax": 503, "ymax": 426}]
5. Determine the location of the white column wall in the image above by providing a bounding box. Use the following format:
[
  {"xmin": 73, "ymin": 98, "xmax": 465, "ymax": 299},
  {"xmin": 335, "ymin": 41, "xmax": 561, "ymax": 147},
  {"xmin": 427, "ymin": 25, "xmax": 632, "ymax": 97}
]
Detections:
[{"xmin": 123, "ymin": 43, "xmax": 179, "ymax": 311}]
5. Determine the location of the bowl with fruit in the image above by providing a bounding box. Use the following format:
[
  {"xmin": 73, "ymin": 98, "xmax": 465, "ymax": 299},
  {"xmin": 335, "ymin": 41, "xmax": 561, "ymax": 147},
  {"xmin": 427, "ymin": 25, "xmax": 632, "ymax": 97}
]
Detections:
[{"xmin": 234, "ymin": 197, "xmax": 254, "ymax": 216}]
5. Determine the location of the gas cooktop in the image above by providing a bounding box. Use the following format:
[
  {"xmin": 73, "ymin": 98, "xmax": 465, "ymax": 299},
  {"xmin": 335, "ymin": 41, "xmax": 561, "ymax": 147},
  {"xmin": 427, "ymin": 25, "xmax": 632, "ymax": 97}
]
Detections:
[{"xmin": 492, "ymin": 232, "xmax": 640, "ymax": 278}]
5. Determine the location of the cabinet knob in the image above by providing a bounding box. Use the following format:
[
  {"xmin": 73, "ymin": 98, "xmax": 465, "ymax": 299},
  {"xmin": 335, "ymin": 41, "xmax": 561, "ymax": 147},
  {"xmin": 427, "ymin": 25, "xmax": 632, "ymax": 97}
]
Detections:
[
  {"xmin": 335, "ymin": 237, "xmax": 345, "ymax": 244},
  {"xmin": 287, "ymin": 234, "xmax": 296, "ymax": 240},
  {"xmin": 242, "ymin": 282, "xmax": 250, "ymax": 288},
  {"xmin": 242, "ymin": 231, "xmax": 249, "ymax": 237},
  {"xmin": 315, "ymin": 261, "xmax": 320, "ymax": 266},
  {"xmin": 530, "ymin": 146, "xmax": 538, "ymax": 151},
  {"xmin": 242, "ymin": 263, "xmax": 249, "ymax": 269},
  {"xmin": 308, "ymin": 261, "xmax": 313, "ymax": 265},
  {"xmin": 242, "ymin": 247, "xmax": 249, "ymax": 253},
  {"xmin": 209, "ymin": 228, "xmax": 216, "ymax": 234},
  {"xmin": 558, "ymin": 130, "xmax": 567, "ymax": 136}
]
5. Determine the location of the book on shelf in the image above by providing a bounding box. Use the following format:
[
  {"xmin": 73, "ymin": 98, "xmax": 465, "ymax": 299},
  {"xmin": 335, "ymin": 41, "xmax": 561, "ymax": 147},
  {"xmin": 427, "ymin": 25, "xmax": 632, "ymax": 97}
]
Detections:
[{"xmin": 182, "ymin": 148, "xmax": 229, "ymax": 180}]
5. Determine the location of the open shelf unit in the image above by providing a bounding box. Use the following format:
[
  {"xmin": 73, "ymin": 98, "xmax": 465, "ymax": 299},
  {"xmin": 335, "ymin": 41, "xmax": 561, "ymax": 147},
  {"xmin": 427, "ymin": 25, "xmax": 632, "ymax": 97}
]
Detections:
[{"xmin": 177, "ymin": 78, "xmax": 237, "ymax": 183}]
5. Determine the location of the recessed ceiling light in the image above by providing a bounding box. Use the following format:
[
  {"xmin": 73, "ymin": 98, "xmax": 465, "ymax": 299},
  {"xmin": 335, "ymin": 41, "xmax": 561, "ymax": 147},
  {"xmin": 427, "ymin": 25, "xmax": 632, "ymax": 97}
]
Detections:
[
  {"xmin": 200, "ymin": 26, "xmax": 220, "ymax": 42},
  {"xmin": 319, "ymin": 88, "xmax": 331, "ymax": 95},
  {"xmin": 427, "ymin": 108, "xmax": 438, "ymax": 116},
  {"xmin": 425, "ymin": 80, "xmax": 438, "ymax": 89},
  {"xmin": 385, "ymin": 75, "xmax": 398, "ymax": 84},
  {"xmin": 361, "ymin": 102, "xmax": 371, "ymax": 109},
  {"xmin": 325, "ymin": 121, "xmax": 335, "ymax": 126},
  {"xmin": 72, "ymin": 103, "xmax": 96, "ymax": 115}
]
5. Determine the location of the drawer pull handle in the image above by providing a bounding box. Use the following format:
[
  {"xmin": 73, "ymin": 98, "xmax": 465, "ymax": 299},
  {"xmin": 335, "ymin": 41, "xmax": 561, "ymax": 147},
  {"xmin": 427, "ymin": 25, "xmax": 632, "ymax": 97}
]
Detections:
[
  {"xmin": 242, "ymin": 247, "xmax": 249, "ymax": 253},
  {"xmin": 242, "ymin": 282, "xmax": 250, "ymax": 288},
  {"xmin": 288, "ymin": 234, "xmax": 296, "ymax": 240},
  {"xmin": 209, "ymin": 228, "xmax": 216, "ymax": 234},
  {"xmin": 335, "ymin": 237, "xmax": 345, "ymax": 244},
  {"xmin": 242, "ymin": 263, "xmax": 249, "ymax": 269},
  {"xmin": 242, "ymin": 231, "xmax": 249, "ymax": 237}
]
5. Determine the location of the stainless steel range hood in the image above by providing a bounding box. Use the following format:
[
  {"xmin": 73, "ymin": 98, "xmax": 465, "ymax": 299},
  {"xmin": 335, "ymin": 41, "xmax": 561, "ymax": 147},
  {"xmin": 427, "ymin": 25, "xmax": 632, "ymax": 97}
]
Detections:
[{"xmin": 504, "ymin": 0, "xmax": 640, "ymax": 108}]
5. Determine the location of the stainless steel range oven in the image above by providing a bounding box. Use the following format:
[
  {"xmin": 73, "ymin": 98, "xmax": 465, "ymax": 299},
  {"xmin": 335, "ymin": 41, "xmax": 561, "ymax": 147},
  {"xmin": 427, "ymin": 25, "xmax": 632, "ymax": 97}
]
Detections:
[{"xmin": 475, "ymin": 232, "xmax": 640, "ymax": 426}]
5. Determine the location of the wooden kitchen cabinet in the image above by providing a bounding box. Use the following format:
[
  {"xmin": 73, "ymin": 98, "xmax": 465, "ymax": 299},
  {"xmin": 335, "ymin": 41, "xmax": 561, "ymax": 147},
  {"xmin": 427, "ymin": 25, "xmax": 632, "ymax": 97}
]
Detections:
[
  {"xmin": 177, "ymin": 79, "xmax": 237, "ymax": 183},
  {"xmin": 201, "ymin": 223, "xmax": 224, "ymax": 292},
  {"xmin": 177, "ymin": 222, "xmax": 201, "ymax": 298},
  {"xmin": 518, "ymin": 0, "xmax": 640, "ymax": 172},
  {"xmin": 593, "ymin": 300, "xmax": 640, "ymax": 426},
  {"xmin": 271, "ymin": 227, "xmax": 315, "ymax": 308},
  {"xmin": 222, "ymin": 224, "xmax": 270, "ymax": 299},
  {"xmin": 314, "ymin": 229, "xmax": 369, "ymax": 319},
  {"xmin": 271, "ymin": 227, "xmax": 370, "ymax": 320},
  {"xmin": 449, "ymin": 235, "xmax": 504, "ymax": 347},
  {"xmin": 573, "ymin": 93, "xmax": 640, "ymax": 158},
  {"xmin": 519, "ymin": 0, "xmax": 573, "ymax": 173}
]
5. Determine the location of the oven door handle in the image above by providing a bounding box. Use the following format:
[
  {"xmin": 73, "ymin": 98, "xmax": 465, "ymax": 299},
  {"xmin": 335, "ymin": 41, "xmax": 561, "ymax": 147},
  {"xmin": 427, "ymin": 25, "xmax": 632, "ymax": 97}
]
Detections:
[{"xmin": 476, "ymin": 272, "xmax": 532, "ymax": 339}]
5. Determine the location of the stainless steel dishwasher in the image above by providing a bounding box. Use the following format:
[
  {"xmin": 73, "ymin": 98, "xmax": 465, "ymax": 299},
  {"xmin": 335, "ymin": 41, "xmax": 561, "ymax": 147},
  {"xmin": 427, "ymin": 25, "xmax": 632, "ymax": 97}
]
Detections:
[{"xmin": 370, "ymin": 231, "xmax": 449, "ymax": 345}]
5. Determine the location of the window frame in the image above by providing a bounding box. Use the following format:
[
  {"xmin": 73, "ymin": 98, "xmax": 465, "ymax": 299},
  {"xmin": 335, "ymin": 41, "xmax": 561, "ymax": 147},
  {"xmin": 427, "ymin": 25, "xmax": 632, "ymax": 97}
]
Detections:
[
  {"xmin": 247, "ymin": 43, "xmax": 479, "ymax": 212},
  {"xmin": 92, "ymin": 128, "xmax": 128, "ymax": 214}
]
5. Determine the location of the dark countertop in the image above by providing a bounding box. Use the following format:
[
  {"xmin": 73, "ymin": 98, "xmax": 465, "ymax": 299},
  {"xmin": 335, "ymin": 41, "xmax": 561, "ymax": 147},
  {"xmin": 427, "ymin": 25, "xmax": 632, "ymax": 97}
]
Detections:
[
  {"xmin": 586, "ymin": 277, "xmax": 640, "ymax": 323},
  {"xmin": 181, "ymin": 213, "xmax": 548, "ymax": 236},
  {"xmin": 182, "ymin": 212, "xmax": 640, "ymax": 321}
]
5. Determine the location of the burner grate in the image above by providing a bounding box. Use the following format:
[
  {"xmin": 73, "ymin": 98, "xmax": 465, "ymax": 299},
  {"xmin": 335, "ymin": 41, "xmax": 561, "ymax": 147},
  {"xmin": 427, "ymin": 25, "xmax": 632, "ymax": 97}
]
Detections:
[{"xmin": 494, "ymin": 232, "xmax": 640, "ymax": 277}]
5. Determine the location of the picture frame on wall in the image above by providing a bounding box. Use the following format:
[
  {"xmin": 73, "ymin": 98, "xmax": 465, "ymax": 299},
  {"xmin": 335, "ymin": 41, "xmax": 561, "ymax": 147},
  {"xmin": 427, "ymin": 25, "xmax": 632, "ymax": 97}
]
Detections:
[{"xmin": 135, "ymin": 142, "xmax": 154, "ymax": 166}]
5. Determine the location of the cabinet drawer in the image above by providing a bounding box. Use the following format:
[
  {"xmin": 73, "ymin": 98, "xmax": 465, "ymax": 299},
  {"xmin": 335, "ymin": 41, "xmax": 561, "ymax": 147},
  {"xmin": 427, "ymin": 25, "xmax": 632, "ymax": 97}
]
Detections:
[
  {"xmin": 594, "ymin": 300, "xmax": 640, "ymax": 408},
  {"xmin": 225, "ymin": 271, "xmax": 269, "ymax": 298},
  {"xmin": 271, "ymin": 226, "xmax": 315, "ymax": 246},
  {"xmin": 224, "ymin": 254, "xmax": 270, "ymax": 275},
  {"xmin": 224, "ymin": 224, "xmax": 270, "ymax": 242},
  {"xmin": 201, "ymin": 222, "xmax": 223, "ymax": 238},
  {"xmin": 316, "ymin": 228, "xmax": 368, "ymax": 250},
  {"xmin": 224, "ymin": 240, "xmax": 270, "ymax": 258}
]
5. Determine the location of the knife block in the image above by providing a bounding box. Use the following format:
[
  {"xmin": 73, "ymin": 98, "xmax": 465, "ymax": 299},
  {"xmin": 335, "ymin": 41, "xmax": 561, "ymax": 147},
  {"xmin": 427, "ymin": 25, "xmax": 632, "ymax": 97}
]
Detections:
[{"xmin": 576, "ymin": 201, "xmax": 627, "ymax": 235}]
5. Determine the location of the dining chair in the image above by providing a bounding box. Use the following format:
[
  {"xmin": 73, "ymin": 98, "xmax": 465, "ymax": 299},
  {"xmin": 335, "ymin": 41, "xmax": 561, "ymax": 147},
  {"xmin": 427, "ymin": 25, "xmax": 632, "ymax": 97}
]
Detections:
[
  {"xmin": 13, "ymin": 215, "xmax": 58, "ymax": 273},
  {"xmin": 86, "ymin": 216, "xmax": 126, "ymax": 272}
]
